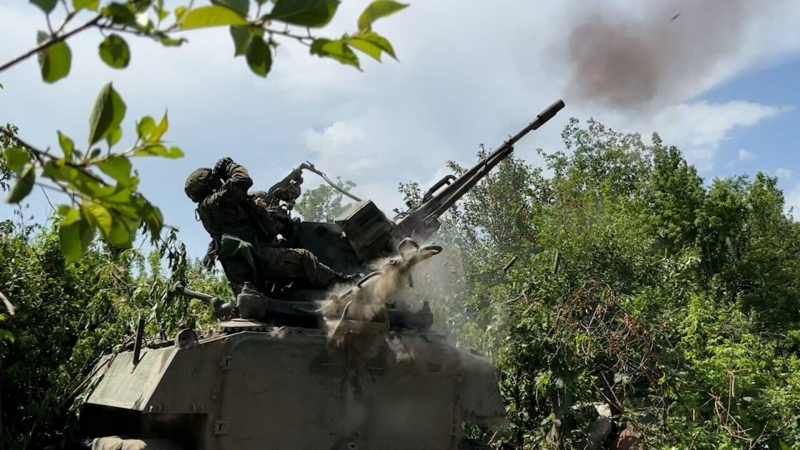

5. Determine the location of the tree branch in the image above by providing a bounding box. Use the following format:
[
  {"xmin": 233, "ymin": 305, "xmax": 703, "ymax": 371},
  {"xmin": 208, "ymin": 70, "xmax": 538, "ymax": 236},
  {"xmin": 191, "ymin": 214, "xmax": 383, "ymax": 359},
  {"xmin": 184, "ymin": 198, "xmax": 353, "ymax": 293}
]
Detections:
[
  {"xmin": 0, "ymin": 15, "xmax": 102, "ymax": 74},
  {"xmin": 3, "ymin": 130, "xmax": 109, "ymax": 186}
]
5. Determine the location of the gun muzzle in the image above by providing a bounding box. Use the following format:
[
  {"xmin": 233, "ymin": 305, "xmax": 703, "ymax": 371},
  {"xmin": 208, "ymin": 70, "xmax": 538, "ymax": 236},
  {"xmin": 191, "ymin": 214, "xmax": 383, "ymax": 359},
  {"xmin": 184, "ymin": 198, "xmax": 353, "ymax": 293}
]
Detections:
[
  {"xmin": 538, "ymin": 99, "xmax": 566, "ymax": 125},
  {"xmin": 172, "ymin": 283, "xmax": 234, "ymax": 319}
]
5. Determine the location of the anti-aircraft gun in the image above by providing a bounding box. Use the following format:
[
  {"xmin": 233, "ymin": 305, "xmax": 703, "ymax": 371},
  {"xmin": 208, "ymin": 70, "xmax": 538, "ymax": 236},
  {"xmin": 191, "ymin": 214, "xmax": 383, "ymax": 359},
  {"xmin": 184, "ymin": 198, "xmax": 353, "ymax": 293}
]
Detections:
[
  {"xmin": 290, "ymin": 99, "xmax": 565, "ymax": 276},
  {"xmin": 78, "ymin": 100, "xmax": 565, "ymax": 450}
]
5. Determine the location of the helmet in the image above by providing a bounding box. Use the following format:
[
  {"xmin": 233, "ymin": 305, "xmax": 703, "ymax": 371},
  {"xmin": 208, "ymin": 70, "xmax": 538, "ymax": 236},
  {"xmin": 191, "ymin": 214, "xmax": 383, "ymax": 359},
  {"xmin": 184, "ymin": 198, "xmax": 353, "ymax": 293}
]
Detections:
[{"xmin": 184, "ymin": 168, "xmax": 214, "ymax": 202}]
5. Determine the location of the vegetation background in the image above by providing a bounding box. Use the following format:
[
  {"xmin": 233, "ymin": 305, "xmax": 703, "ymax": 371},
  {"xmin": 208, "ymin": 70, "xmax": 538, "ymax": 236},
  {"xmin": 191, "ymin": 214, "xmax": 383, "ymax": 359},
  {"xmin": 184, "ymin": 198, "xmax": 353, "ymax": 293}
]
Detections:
[{"xmin": 3, "ymin": 117, "xmax": 800, "ymax": 449}]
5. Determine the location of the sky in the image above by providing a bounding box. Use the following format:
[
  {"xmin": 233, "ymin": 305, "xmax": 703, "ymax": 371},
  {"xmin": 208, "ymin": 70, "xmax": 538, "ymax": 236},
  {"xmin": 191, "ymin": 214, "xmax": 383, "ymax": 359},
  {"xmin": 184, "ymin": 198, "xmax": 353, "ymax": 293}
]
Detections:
[{"xmin": 1, "ymin": 0, "xmax": 800, "ymax": 258}]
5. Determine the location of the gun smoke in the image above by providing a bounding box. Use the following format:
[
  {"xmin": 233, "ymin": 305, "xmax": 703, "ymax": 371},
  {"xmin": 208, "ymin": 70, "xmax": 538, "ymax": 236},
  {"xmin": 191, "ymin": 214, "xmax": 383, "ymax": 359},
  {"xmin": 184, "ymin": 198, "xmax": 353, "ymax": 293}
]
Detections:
[
  {"xmin": 322, "ymin": 255, "xmax": 408, "ymax": 346},
  {"xmin": 565, "ymin": 0, "xmax": 776, "ymax": 109},
  {"xmin": 320, "ymin": 245, "xmax": 468, "ymax": 351}
]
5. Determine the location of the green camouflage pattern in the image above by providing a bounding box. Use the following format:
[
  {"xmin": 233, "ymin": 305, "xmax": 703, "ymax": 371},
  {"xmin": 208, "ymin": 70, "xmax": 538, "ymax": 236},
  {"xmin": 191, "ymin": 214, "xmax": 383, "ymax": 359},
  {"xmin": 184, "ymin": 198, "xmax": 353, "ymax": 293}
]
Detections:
[{"xmin": 191, "ymin": 160, "xmax": 335, "ymax": 287}]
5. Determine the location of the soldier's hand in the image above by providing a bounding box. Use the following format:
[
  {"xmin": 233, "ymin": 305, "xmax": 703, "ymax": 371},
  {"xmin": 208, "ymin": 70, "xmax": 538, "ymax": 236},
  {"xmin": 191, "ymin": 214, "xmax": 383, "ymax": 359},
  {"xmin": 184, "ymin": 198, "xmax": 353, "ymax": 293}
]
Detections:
[
  {"xmin": 213, "ymin": 157, "xmax": 234, "ymax": 178},
  {"xmin": 290, "ymin": 166, "xmax": 304, "ymax": 183}
]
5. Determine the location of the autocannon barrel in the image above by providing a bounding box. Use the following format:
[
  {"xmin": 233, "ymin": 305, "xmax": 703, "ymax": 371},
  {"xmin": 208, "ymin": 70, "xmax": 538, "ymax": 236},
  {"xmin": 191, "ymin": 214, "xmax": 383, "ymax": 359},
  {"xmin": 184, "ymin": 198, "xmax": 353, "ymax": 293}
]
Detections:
[
  {"xmin": 171, "ymin": 283, "xmax": 233, "ymax": 318},
  {"xmin": 395, "ymin": 99, "xmax": 565, "ymax": 241}
]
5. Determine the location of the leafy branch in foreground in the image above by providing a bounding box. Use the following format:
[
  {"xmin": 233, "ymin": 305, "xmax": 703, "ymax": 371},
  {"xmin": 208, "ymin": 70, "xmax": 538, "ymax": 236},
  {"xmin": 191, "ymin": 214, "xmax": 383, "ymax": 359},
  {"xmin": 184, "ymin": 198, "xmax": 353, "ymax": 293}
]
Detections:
[
  {"xmin": 0, "ymin": 0, "xmax": 408, "ymax": 259},
  {"xmin": 1, "ymin": 82, "xmax": 182, "ymax": 260},
  {"xmin": 3, "ymin": 0, "xmax": 408, "ymax": 80}
]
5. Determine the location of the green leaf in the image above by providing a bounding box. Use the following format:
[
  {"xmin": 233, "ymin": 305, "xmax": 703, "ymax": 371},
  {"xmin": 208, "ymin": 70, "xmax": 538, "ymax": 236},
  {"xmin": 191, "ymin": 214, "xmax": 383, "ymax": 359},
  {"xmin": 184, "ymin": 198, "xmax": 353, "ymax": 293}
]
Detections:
[
  {"xmin": 230, "ymin": 25, "xmax": 251, "ymax": 57},
  {"xmin": 175, "ymin": 6, "xmax": 188, "ymax": 20},
  {"xmin": 57, "ymin": 131, "xmax": 74, "ymax": 161},
  {"xmin": 154, "ymin": 32, "xmax": 187, "ymax": 47},
  {"xmin": 310, "ymin": 38, "xmax": 359, "ymax": 68},
  {"xmin": 357, "ymin": 0, "xmax": 408, "ymax": 30},
  {"xmin": 30, "ymin": 0, "xmax": 58, "ymax": 14},
  {"xmin": 102, "ymin": 3, "xmax": 137, "ymax": 25},
  {"xmin": 2, "ymin": 147, "xmax": 31, "ymax": 174},
  {"xmin": 348, "ymin": 30, "xmax": 396, "ymax": 61},
  {"xmin": 97, "ymin": 155, "xmax": 132, "ymax": 186},
  {"xmin": 148, "ymin": 113, "xmax": 168, "ymax": 143},
  {"xmin": 88, "ymin": 83, "xmax": 127, "ymax": 146},
  {"xmin": 0, "ymin": 330, "xmax": 14, "ymax": 343},
  {"xmin": 109, "ymin": 217, "xmax": 138, "ymax": 247},
  {"xmin": 211, "ymin": 0, "xmax": 249, "ymax": 17},
  {"xmin": 98, "ymin": 34, "xmax": 131, "ymax": 69},
  {"xmin": 82, "ymin": 201, "xmax": 113, "ymax": 238},
  {"xmin": 154, "ymin": 0, "xmax": 168, "ymax": 19},
  {"xmin": 780, "ymin": 442, "xmax": 791, "ymax": 450},
  {"xmin": 106, "ymin": 127, "xmax": 122, "ymax": 147},
  {"xmin": 135, "ymin": 199, "xmax": 164, "ymax": 240},
  {"xmin": 179, "ymin": 5, "xmax": 248, "ymax": 29},
  {"xmin": 269, "ymin": 0, "xmax": 340, "ymax": 27},
  {"xmin": 59, "ymin": 207, "xmax": 95, "ymax": 261},
  {"xmin": 58, "ymin": 204, "xmax": 78, "ymax": 222},
  {"xmin": 73, "ymin": 0, "xmax": 99, "ymax": 11},
  {"xmin": 42, "ymin": 160, "xmax": 76, "ymax": 182},
  {"xmin": 246, "ymin": 36, "xmax": 272, "ymax": 77},
  {"xmin": 36, "ymin": 31, "xmax": 72, "ymax": 83},
  {"xmin": 6, "ymin": 164, "xmax": 35, "ymax": 204},
  {"xmin": 133, "ymin": 144, "xmax": 184, "ymax": 159},
  {"xmin": 136, "ymin": 116, "xmax": 156, "ymax": 139}
]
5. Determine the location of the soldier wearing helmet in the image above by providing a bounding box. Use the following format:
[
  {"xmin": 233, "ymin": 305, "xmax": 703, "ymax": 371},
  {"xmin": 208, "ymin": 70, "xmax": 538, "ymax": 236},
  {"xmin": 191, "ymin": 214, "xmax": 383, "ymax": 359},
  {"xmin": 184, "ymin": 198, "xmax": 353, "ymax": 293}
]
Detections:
[{"xmin": 185, "ymin": 157, "xmax": 353, "ymax": 291}]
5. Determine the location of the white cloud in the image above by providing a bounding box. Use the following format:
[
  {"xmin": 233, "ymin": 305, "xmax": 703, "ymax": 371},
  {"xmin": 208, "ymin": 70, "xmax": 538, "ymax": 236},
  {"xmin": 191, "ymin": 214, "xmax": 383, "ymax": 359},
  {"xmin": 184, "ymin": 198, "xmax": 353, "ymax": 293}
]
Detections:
[
  {"xmin": 776, "ymin": 168, "xmax": 793, "ymax": 180},
  {"xmin": 647, "ymin": 102, "xmax": 785, "ymax": 170},
  {"xmin": 304, "ymin": 122, "xmax": 366, "ymax": 158},
  {"xmin": 592, "ymin": 101, "xmax": 787, "ymax": 171},
  {"xmin": 739, "ymin": 149, "xmax": 756, "ymax": 161}
]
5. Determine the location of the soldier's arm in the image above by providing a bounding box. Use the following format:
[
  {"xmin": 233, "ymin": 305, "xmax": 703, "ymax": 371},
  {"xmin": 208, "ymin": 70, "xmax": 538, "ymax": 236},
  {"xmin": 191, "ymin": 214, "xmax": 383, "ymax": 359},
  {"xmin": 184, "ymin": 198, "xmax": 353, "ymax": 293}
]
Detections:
[
  {"xmin": 207, "ymin": 159, "xmax": 253, "ymax": 206},
  {"xmin": 265, "ymin": 165, "xmax": 304, "ymax": 204}
]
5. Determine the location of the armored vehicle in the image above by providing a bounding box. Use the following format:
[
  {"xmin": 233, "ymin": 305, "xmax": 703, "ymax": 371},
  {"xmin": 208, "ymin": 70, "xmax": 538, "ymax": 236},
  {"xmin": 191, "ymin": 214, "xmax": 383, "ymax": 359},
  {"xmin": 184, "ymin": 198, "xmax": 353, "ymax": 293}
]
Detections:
[{"xmin": 79, "ymin": 100, "xmax": 565, "ymax": 450}]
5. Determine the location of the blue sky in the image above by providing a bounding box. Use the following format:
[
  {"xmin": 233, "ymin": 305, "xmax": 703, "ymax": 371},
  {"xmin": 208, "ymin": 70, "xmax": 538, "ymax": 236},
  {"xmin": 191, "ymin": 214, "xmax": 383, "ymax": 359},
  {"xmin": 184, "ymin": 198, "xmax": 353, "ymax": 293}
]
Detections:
[
  {"xmin": 702, "ymin": 57, "xmax": 800, "ymax": 185},
  {"xmin": 1, "ymin": 0, "xmax": 800, "ymax": 258}
]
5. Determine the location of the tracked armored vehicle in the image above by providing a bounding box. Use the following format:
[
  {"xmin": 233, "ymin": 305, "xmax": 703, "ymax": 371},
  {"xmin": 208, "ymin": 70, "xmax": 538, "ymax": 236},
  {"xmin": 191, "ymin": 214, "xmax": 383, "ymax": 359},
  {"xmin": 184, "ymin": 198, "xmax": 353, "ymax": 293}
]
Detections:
[{"xmin": 79, "ymin": 100, "xmax": 565, "ymax": 450}]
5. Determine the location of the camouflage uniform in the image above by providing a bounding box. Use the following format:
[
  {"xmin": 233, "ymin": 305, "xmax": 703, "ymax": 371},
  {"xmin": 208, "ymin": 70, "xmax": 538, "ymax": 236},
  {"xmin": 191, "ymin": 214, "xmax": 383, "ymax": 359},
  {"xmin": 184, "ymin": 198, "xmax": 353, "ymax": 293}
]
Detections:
[{"xmin": 185, "ymin": 158, "xmax": 336, "ymax": 287}]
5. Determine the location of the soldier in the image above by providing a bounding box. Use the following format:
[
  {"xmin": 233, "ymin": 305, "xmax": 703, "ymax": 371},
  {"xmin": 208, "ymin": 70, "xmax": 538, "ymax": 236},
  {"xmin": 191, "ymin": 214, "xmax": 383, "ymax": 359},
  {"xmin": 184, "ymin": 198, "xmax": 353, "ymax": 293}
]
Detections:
[{"xmin": 184, "ymin": 157, "xmax": 353, "ymax": 290}]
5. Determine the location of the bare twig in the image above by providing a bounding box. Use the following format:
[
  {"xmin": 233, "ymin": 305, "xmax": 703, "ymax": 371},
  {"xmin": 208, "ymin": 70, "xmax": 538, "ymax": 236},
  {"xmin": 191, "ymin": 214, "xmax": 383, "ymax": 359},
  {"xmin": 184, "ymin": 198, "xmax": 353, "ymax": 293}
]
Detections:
[{"xmin": 40, "ymin": 185, "xmax": 56, "ymax": 213}]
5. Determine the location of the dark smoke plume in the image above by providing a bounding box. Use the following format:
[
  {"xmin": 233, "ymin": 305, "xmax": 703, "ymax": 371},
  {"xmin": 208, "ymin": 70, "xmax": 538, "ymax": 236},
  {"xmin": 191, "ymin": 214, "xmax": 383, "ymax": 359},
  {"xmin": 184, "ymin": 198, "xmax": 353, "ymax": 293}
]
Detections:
[{"xmin": 565, "ymin": 0, "xmax": 772, "ymax": 109}]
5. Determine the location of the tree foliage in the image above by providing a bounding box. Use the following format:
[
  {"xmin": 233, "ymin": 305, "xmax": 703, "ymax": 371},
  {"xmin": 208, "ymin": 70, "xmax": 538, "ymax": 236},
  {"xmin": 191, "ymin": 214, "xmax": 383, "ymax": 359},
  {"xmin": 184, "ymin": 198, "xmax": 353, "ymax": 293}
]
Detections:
[
  {"xmin": 421, "ymin": 118, "xmax": 800, "ymax": 449},
  {"xmin": 295, "ymin": 178, "xmax": 356, "ymax": 222},
  {"xmin": 0, "ymin": 219, "xmax": 227, "ymax": 449}
]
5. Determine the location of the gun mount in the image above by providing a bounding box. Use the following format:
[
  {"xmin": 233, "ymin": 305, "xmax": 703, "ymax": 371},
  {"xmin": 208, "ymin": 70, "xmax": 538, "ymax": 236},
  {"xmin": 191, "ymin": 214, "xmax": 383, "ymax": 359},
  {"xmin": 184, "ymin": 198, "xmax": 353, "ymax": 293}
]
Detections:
[{"xmin": 291, "ymin": 99, "xmax": 565, "ymax": 276}]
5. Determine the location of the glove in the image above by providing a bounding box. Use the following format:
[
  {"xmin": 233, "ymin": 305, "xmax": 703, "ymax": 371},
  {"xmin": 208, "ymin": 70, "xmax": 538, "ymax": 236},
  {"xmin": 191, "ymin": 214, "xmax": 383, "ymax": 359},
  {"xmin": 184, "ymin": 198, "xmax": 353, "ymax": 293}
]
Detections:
[
  {"xmin": 202, "ymin": 241, "xmax": 218, "ymax": 271},
  {"xmin": 290, "ymin": 167, "xmax": 304, "ymax": 184},
  {"xmin": 212, "ymin": 157, "xmax": 234, "ymax": 179}
]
